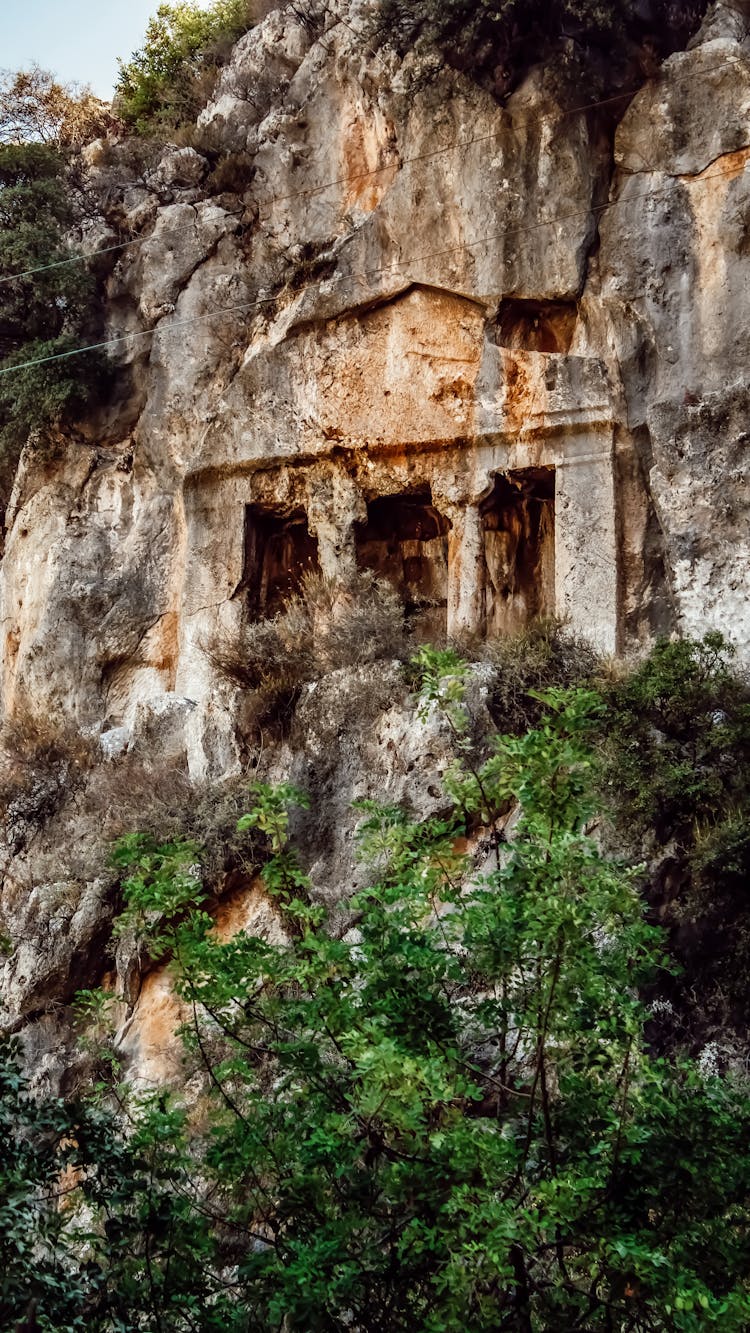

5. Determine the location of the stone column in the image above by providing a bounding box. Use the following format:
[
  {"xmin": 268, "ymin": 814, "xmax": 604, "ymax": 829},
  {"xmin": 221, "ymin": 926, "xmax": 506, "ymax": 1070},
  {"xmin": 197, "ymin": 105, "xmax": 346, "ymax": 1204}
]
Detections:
[
  {"xmin": 443, "ymin": 501, "xmax": 486, "ymax": 642},
  {"xmin": 306, "ymin": 469, "xmax": 366, "ymax": 581},
  {"xmin": 555, "ymin": 431, "xmax": 619, "ymax": 655}
]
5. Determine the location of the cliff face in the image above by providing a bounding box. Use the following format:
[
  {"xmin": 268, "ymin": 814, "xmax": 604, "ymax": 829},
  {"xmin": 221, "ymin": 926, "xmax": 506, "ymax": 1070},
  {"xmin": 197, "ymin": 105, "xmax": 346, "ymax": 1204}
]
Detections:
[
  {"xmin": 0, "ymin": 1, "xmax": 749, "ymax": 1073},
  {"xmin": 1, "ymin": 1, "xmax": 748, "ymax": 774}
]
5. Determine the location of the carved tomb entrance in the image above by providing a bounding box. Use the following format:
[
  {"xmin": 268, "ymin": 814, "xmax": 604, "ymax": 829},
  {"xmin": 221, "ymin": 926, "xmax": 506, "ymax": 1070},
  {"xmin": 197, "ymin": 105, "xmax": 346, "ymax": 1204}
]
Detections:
[
  {"xmin": 354, "ymin": 487, "xmax": 451, "ymax": 638},
  {"xmin": 480, "ymin": 468, "xmax": 555, "ymax": 636},
  {"xmin": 243, "ymin": 503, "xmax": 319, "ymax": 620}
]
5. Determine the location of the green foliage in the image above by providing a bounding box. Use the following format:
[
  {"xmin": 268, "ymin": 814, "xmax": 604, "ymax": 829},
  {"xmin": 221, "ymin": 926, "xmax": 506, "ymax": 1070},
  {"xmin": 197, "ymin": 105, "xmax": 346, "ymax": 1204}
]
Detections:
[
  {"xmin": 599, "ymin": 633, "xmax": 750, "ymax": 838},
  {"xmin": 11, "ymin": 678, "xmax": 740, "ymax": 1329},
  {"xmin": 237, "ymin": 780, "xmax": 319, "ymax": 924},
  {"xmin": 597, "ymin": 633, "xmax": 750, "ymax": 1024},
  {"xmin": 370, "ymin": 0, "xmax": 709, "ymax": 98},
  {"xmin": 0, "ymin": 1036, "xmax": 90, "ymax": 1332},
  {"xmin": 0, "ymin": 142, "xmax": 104, "ymax": 506},
  {"xmin": 411, "ymin": 643, "xmax": 470, "ymax": 729},
  {"xmin": 0, "ymin": 1037, "xmax": 224, "ymax": 1332},
  {"xmin": 112, "ymin": 832, "xmax": 205, "ymax": 958},
  {"xmin": 115, "ymin": 0, "xmax": 258, "ymax": 135},
  {"xmin": 161, "ymin": 688, "xmax": 750, "ymax": 1326},
  {"xmin": 73, "ymin": 988, "xmax": 122, "ymax": 1079},
  {"xmin": 481, "ymin": 617, "xmax": 599, "ymax": 734},
  {"xmin": 6, "ymin": 641, "xmax": 750, "ymax": 1329}
]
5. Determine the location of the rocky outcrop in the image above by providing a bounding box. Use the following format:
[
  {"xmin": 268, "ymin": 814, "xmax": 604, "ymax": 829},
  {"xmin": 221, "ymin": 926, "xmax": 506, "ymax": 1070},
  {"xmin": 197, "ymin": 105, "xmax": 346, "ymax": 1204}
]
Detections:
[
  {"xmin": 2, "ymin": 1, "xmax": 748, "ymax": 762},
  {"xmin": 1, "ymin": 0, "xmax": 748, "ymax": 1073}
]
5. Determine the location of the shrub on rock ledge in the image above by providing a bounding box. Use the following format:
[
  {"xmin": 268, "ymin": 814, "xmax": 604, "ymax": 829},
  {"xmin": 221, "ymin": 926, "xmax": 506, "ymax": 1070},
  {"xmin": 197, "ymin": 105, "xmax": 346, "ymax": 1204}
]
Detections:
[{"xmin": 370, "ymin": 0, "xmax": 711, "ymax": 99}]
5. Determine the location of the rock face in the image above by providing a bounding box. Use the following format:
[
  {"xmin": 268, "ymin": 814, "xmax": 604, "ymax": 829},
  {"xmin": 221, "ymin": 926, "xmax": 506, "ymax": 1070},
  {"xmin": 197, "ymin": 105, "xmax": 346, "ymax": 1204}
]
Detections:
[
  {"xmin": 0, "ymin": 1, "xmax": 749, "ymax": 1072},
  {"xmin": 3, "ymin": 2, "xmax": 749, "ymax": 758}
]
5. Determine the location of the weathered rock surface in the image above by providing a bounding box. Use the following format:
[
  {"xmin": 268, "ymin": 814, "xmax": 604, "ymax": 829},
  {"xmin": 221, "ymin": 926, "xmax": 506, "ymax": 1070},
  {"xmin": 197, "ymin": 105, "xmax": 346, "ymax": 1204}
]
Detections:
[
  {"xmin": 3, "ymin": 1, "xmax": 748, "ymax": 750},
  {"xmin": 1, "ymin": 0, "xmax": 749, "ymax": 1076}
]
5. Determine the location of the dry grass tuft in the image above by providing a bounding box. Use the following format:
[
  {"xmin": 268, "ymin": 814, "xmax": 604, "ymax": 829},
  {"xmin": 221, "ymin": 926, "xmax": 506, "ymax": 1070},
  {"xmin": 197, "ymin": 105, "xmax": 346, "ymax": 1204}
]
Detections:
[
  {"xmin": 478, "ymin": 618, "xmax": 600, "ymax": 734},
  {"xmin": 0, "ymin": 713, "xmax": 97, "ymax": 855},
  {"xmin": 204, "ymin": 571, "xmax": 411, "ymax": 726}
]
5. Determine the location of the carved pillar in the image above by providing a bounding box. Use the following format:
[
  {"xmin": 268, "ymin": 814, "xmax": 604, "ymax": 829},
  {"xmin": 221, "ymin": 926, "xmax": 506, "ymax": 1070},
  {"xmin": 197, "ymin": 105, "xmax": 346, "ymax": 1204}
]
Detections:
[
  {"xmin": 306, "ymin": 468, "xmax": 366, "ymax": 581},
  {"xmin": 555, "ymin": 430, "xmax": 619, "ymax": 655},
  {"xmin": 443, "ymin": 501, "xmax": 486, "ymax": 641}
]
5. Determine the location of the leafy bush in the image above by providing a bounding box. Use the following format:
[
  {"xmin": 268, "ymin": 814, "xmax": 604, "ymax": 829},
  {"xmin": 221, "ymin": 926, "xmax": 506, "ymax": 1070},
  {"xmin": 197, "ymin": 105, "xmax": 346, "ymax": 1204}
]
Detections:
[
  {"xmin": 595, "ymin": 633, "xmax": 750, "ymax": 1028},
  {"xmin": 0, "ymin": 1036, "xmax": 219, "ymax": 1333},
  {"xmin": 597, "ymin": 633, "xmax": 750, "ymax": 840},
  {"xmin": 480, "ymin": 617, "xmax": 599, "ymax": 734},
  {"xmin": 369, "ymin": 0, "xmax": 710, "ymax": 99},
  {"xmin": 115, "ymin": 0, "xmax": 261, "ymax": 135},
  {"xmin": 89, "ymin": 759, "xmax": 263, "ymax": 887},
  {"xmin": 0, "ymin": 142, "xmax": 105, "ymax": 512}
]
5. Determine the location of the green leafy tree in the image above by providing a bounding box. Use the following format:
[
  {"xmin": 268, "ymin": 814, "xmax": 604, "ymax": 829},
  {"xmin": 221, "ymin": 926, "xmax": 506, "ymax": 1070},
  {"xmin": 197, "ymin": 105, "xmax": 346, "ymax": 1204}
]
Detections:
[
  {"xmin": 5, "ymin": 651, "xmax": 750, "ymax": 1329},
  {"xmin": 0, "ymin": 141, "xmax": 104, "ymax": 512},
  {"xmin": 97, "ymin": 677, "xmax": 750, "ymax": 1329},
  {"xmin": 115, "ymin": 0, "xmax": 261, "ymax": 135}
]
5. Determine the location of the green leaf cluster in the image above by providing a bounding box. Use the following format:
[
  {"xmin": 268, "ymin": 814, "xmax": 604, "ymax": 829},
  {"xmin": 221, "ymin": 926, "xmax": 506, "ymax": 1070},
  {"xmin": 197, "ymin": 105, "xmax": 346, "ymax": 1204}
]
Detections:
[
  {"xmin": 597, "ymin": 633, "xmax": 750, "ymax": 1018},
  {"xmin": 112, "ymin": 832, "xmax": 206, "ymax": 959},
  {"xmin": 115, "ymin": 0, "xmax": 259, "ymax": 135},
  {"xmin": 0, "ymin": 1037, "xmax": 226, "ymax": 1331},
  {"xmin": 0, "ymin": 142, "xmax": 104, "ymax": 506}
]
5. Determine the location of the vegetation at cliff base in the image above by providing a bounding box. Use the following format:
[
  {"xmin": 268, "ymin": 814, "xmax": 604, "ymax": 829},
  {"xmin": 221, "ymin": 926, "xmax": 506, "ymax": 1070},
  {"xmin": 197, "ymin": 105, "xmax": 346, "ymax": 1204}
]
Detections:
[
  {"xmin": 4, "ymin": 645, "xmax": 750, "ymax": 1330},
  {"xmin": 596, "ymin": 633, "xmax": 750, "ymax": 1032}
]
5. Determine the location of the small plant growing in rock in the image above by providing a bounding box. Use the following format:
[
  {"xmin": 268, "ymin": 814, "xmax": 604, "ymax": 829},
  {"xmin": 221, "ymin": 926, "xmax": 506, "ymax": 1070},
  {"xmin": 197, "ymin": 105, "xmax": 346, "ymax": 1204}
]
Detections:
[
  {"xmin": 204, "ymin": 569, "xmax": 411, "ymax": 728},
  {"xmin": 111, "ymin": 833, "xmax": 205, "ymax": 960},
  {"xmin": 0, "ymin": 713, "xmax": 96, "ymax": 857},
  {"xmin": 480, "ymin": 616, "xmax": 599, "ymax": 734}
]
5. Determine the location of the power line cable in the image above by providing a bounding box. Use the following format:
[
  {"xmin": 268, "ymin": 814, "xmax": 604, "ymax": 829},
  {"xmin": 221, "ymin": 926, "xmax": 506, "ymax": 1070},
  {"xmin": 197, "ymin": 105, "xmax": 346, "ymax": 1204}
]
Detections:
[
  {"xmin": 0, "ymin": 52, "xmax": 743, "ymax": 288},
  {"xmin": 260, "ymin": 54, "xmax": 745, "ymax": 213},
  {"xmin": 0, "ymin": 157, "xmax": 742, "ymax": 379},
  {"xmin": 0, "ymin": 206, "xmax": 248, "ymax": 286}
]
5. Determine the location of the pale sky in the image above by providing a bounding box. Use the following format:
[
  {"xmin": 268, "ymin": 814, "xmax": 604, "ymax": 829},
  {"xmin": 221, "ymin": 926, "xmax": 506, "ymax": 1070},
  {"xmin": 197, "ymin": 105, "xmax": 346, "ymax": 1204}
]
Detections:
[{"xmin": 1, "ymin": 0, "xmax": 215, "ymax": 99}]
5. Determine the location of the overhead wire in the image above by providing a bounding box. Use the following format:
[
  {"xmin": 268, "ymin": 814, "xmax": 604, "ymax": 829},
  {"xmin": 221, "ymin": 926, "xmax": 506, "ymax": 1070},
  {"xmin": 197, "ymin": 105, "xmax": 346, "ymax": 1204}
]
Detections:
[
  {"xmin": 0, "ymin": 155, "xmax": 744, "ymax": 379},
  {"xmin": 0, "ymin": 51, "xmax": 744, "ymax": 288}
]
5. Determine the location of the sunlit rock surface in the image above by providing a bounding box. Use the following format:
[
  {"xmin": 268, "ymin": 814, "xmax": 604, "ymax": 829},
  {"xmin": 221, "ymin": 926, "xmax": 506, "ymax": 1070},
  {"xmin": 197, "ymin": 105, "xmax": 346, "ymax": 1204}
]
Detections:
[{"xmin": 1, "ymin": 0, "xmax": 749, "ymax": 1077}]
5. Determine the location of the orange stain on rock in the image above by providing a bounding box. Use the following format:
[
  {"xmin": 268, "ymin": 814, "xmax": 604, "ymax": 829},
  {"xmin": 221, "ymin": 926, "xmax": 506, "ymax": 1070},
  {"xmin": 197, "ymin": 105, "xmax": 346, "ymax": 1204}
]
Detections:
[
  {"xmin": 691, "ymin": 146, "xmax": 750, "ymax": 185},
  {"xmin": 340, "ymin": 116, "xmax": 399, "ymax": 213}
]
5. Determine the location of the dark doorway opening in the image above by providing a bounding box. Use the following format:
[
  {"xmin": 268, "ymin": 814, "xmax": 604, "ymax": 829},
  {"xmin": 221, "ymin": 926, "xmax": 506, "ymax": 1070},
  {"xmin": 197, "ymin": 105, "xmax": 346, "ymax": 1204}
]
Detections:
[
  {"xmin": 243, "ymin": 504, "xmax": 319, "ymax": 620},
  {"xmin": 480, "ymin": 469, "xmax": 555, "ymax": 636},
  {"xmin": 494, "ymin": 299, "xmax": 577, "ymax": 354},
  {"xmin": 354, "ymin": 487, "xmax": 451, "ymax": 639}
]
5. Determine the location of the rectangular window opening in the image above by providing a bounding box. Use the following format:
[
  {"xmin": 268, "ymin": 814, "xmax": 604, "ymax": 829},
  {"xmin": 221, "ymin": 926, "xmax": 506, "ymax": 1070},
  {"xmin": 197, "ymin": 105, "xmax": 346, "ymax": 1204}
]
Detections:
[
  {"xmin": 243, "ymin": 503, "xmax": 320, "ymax": 620},
  {"xmin": 354, "ymin": 486, "xmax": 451, "ymax": 640},
  {"xmin": 480, "ymin": 468, "xmax": 555, "ymax": 636}
]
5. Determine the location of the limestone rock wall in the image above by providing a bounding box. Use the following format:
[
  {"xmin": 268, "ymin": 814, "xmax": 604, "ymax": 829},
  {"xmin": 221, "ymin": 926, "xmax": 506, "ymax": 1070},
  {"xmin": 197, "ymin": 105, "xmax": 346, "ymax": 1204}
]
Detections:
[
  {"xmin": 1, "ymin": 0, "xmax": 749, "ymax": 1080},
  {"xmin": 1, "ymin": 0, "xmax": 749, "ymax": 769}
]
